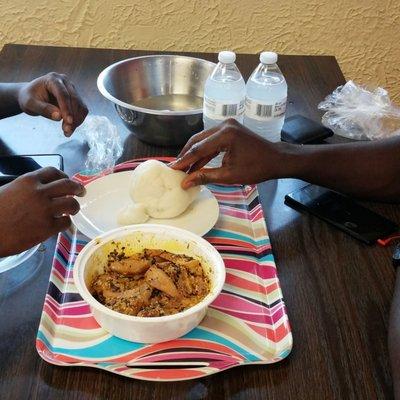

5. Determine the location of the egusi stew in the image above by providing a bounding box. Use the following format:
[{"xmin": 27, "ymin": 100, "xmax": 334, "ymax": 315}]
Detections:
[{"xmin": 90, "ymin": 248, "xmax": 210, "ymax": 317}]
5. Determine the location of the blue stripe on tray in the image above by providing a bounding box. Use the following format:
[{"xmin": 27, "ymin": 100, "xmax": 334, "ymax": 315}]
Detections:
[
  {"xmin": 37, "ymin": 330, "xmax": 144, "ymax": 358},
  {"xmin": 37, "ymin": 327, "xmax": 262, "ymax": 362},
  {"xmin": 207, "ymin": 229, "xmax": 270, "ymax": 246},
  {"xmin": 183, "ymin": 328, "xmax": 261, "ymax": 362}
]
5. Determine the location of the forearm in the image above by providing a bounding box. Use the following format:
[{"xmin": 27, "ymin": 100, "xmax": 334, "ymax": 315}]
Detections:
[
  {"xmin": 0, "ymin": 83, "xmax": 25, "ymax": 119},
  {"xmin": 389, "ymin": 270, "xmax": 400, "ymax": 399},
  {"xmin": 276, "ymin": 137, "xmax": 400, "ymax": 202}
]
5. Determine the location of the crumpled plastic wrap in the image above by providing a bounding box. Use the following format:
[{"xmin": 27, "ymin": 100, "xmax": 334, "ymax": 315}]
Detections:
[
  {"xmin": 318, "ymin": 80, "xmax": 400, "ymax": 140},
  {"xmin": 77, "ymin": 115, "xmax": 123, "ymax": 173}
]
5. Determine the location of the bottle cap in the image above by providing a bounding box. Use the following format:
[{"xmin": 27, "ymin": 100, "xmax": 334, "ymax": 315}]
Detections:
[
  {"xmin": 218, "ymin": 51, "xmax": 236, "ymax": 64},
  {"xmin": 260, "ymin": 51, "xmax": 278, "ymax": 64}
]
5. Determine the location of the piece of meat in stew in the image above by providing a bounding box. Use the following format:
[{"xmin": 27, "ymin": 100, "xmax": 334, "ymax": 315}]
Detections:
[{"xmin": 90, "ymin": 248, "xmax": 210, "ymax": 317}]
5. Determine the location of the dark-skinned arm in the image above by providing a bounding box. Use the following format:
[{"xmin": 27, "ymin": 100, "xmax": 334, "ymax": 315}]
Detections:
[
  {"xmin": 0, "ymin": 83, "xmax": 25, "ymax": 119},
  {"xmin": 172, "ymin": 118, "xmax": 400, "ymax": 398},
  {"xmin": 280, "ymin": 136, "xmax": 400, "ymax": 202},
  {"xmin": 0, "ymin": 72, "xmax": 88, "ymax": 136},
  {"xmin": 171, "ymin": 119, "xmax": 400, "ymax": 202}
]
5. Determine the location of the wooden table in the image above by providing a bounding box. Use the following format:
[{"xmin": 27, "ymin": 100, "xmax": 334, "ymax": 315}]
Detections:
[{"xmin": 0, "ymin": 44, "xmax": 396, "ymax": 400}]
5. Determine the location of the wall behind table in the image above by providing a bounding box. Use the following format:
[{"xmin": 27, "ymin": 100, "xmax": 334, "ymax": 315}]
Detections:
[{"xmin": 0, "ymin": 0, "xmax": 399, "ymax": 102}]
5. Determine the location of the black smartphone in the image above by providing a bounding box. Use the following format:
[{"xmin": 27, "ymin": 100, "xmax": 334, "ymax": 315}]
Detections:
[
  {"xmin": 284, "ymin": 184, "xmax": 399, "ymax": 245},
  {"xmin": 0, "ymin": 154, "xmax": 64, "ymax": 186}
]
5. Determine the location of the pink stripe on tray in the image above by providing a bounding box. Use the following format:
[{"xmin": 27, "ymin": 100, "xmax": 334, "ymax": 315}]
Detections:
[
  {"xmin": 225, "ymin": 272, "xmax": 267, "ymax": 293},
  {"xmin": 212, "ymin": 293, "xmax": 274, "ymax": 314},
  {"xmin": 52, "ymin": 259, "xmax": 73, "ymax": 280},
  {"xmin": 43, "ymin": 304, "xmax": 100, "ymax": 329},
  {"xmin": 207, "ymin": 237, "xmax": 260, "ymax": 249},
  {"xmin": 245, "ymin": 322, "xmax": 289, "ymax": 341},
  {"xmin": 46, "ymin": 296, "xmax": 91, "ymax": 315},
  {"xmin": 245, "ymin": 320, "xmax": 291, "ymax": 342},
  {"xmin": 138, "ymin": 351, "xmax": 235, "ymax": 364},
  {"xmin": 36, "ymin": 340, "xmax": 83, "ymax": 363},
  {"xmin": 125, "ymin": 368, "xmax": 206, "ymax": 380},
  {"xmin": 107, "ymin": 340, "xmax": 245, "ymax": 364},
  {"xmin": 219, "ymin": 207, "xmax": 264, "ymax": 222},
  {"xmin": 215, "ymin": 244, "xmax": 272, "ymax": 254},
  {"xmin": 211, "ymin": 305, "xmax": 286, "ymax": 325},
  {"xmin": 57, "ymin": 243, "xmax": 76, "ymax": 264},
  {"xmin": 45, "ymin": 302, "xmax": 92, "ymax": 318},
  {"xmin": 224, "ymin": 259, "xmax": 277, "ymax": 279}
]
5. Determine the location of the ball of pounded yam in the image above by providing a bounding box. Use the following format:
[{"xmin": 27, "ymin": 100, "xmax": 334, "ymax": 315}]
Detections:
[
  {"xmin": 130, "ymin": 160, "xmax": 200, "ymax": 219},
  {"xmin": 117, "ymin": 203, "xmax": 149, "ymax": 225}
]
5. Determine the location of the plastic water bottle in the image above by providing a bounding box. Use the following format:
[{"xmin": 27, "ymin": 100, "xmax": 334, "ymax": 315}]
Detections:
[
  {"xmin": 203, "ymin": 51, "xmax": 245, "ymax": 166},
  {"xmin": 244, "ymin": 52, "xmax": 287, "ymax": 142},
  {"xmin": 203, "ymin": 51, "xmax": 246, "ymax": 130}
]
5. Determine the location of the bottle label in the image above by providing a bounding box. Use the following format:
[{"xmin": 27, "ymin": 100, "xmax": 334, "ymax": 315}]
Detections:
[
  {"xmin": 245, "ymin": 97, "xmax": 287, "ymax": 121},
  {"xmin": 203, "ymin": 96, "xmax": 245, "ymax": 120}
]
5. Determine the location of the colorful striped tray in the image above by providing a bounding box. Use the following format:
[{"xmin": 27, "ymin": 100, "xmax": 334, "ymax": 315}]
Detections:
[{"xmin": 36, "ymin": 158, "xmax": 292, "ymax": 381}]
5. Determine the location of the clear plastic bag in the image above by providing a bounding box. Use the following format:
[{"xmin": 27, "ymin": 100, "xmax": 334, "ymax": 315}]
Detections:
[
  {"xmin": 318, "ymin": 80, "xmax": 400, "ymax": 140},
  {"xmin": 76, "ymin": 115, "xmax": 123, "ymax": 173}
]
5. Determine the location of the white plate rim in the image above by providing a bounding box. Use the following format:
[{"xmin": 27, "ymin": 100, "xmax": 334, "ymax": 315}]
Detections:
[{"xmin": 0, "ymin": 244, "xmax": 41, "ymax": 274}]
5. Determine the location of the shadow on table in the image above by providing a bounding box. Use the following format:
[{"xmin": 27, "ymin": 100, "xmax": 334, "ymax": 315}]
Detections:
[
  {"xmin": 119, "ymin": 132, "xmax": 179, "ymax": 163},
  {"xmin": 54, "ymin": 139, "xmax": 89, "ymax": 176},
  {"xmin": 0, "ymin": 244, "xmax": 45, "ymax": 299}
]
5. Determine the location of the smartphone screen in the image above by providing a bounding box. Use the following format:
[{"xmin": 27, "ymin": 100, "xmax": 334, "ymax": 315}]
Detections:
[
  {"xmin": 284, "ymin": 184, "xmax": 398, "ymax": 244},
  {"xmin": 0, "ymin": 154, "xmax": 64, "ymax": 176}
]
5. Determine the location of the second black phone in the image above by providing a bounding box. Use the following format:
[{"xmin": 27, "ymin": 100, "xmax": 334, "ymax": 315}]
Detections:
[{"xmin": 284, "ymin": 184, "xmax": 398, "ymax": 245}]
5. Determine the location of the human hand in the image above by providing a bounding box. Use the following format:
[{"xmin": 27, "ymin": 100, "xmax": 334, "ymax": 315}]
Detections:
[
  {"xmin": 171, "ymin": 119, "xmax": 283, "ymax": 188},
  {"xmin": 0, "ymin": 167, "xmax": 85, "ymax": 257},
  {"xmin": 18, "ymin": 72, "xmax": 88, "ymax": 136}
]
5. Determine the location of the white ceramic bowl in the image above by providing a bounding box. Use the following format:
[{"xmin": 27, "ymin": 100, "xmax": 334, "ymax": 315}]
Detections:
[{"xmin": 73, "ymin": 224, "xmax": 225, "ymax": 343}]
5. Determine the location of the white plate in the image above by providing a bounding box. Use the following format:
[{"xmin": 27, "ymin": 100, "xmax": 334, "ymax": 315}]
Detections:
[
  {"xmin": 0, "ymin": 244, "xmax": 40, "ymax": 274},
  {"xmin": 72, "ymin": 171, "xmax": 219, "ymax": 239}
]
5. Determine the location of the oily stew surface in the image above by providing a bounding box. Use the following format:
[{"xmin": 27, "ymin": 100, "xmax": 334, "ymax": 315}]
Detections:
[{"xmin": 90, "ymin": 248, "xmax": 210, "ymax": 317}]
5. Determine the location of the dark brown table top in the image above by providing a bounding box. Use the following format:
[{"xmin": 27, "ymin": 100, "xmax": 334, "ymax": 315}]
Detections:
[{"xmin": 0, "ymin": 44, "xmax": 396, "ymax": 400}]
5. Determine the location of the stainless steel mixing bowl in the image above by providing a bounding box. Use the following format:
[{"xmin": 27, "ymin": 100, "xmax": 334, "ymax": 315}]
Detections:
[{"xmin": 97, "ymin": 55, "xmax": 216, "ymax": 147}]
